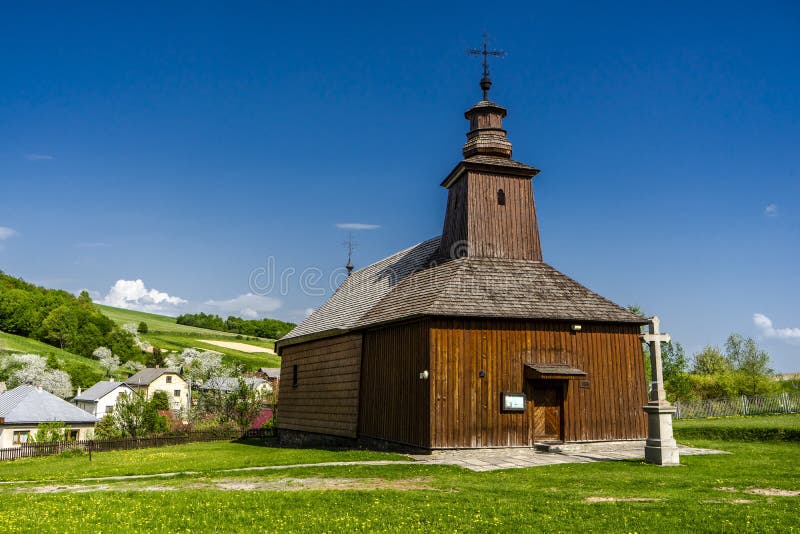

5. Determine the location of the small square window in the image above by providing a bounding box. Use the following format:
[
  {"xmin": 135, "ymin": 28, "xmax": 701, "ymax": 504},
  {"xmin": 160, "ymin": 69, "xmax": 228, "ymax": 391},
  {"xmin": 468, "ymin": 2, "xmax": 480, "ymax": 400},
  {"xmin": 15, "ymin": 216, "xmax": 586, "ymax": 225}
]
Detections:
[
  {"xmin": 166, "ymin": 376, "xmax": 172, "ymax": 383},
  {"xmin": 13, "ymin": 431, "xmax": 30, "ymax": 444},
  {"xmin": 105, "ymin": 405, "xmax": 114, "ymax": 413},
  {"xmin": 174, "ymin": 389, "xmax": 181, "ymax": 397}
]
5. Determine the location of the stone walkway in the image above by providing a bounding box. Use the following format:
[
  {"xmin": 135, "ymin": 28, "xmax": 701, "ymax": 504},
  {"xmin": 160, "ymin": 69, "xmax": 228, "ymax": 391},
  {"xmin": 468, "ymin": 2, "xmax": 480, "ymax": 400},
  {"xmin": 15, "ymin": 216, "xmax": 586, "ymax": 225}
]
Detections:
[{"xmin": 408, "ymin": 441, "xmax": 726, "ymax": 472}]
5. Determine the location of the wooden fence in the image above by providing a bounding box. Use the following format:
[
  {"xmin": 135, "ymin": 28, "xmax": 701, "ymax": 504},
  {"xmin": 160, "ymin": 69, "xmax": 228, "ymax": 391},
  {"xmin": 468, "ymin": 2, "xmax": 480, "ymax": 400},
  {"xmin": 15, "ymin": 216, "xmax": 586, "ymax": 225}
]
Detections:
[
  {"xmin": 0, "ymin": 428, "xmax": 274, "ymax": 462},
  {"xmin": 674, "ymin": 392, "xmax": 800, "ymax": 419}
]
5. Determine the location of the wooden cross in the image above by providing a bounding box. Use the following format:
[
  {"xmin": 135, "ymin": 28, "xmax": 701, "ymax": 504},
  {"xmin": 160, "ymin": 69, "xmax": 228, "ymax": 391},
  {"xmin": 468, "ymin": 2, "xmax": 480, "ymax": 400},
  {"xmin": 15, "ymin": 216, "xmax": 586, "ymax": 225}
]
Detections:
[
  {"xmin": 468, "ymin": 33, "xmax": 506, "ymax": 100},
  {"xmin": 641, "ymin": 316, "xmax": 671, "ymax": 404}
]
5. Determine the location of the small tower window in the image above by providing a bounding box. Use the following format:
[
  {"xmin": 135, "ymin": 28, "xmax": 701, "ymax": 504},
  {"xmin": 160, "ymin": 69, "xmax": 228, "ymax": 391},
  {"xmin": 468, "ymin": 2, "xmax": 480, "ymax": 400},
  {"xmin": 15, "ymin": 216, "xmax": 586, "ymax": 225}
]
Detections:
[
  {"xmin": 292, "ymin": 364, "xmax": 298, "ymax": 387},
  {"xmin": 497, "ymin": 189, "xmax": 506, "ymax": 206}
]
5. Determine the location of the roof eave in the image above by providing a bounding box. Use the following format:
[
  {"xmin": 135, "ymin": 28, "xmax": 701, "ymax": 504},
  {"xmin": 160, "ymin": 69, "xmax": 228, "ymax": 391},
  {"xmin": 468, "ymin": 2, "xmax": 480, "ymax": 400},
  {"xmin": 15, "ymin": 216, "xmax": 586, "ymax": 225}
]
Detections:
[
  {"xmin": 275, "ymin": 328, "xmax": 352, "ymax": 353},
  {"xmin": 440, "ymin": 159, "xmax": 540, "ymax": 189}
]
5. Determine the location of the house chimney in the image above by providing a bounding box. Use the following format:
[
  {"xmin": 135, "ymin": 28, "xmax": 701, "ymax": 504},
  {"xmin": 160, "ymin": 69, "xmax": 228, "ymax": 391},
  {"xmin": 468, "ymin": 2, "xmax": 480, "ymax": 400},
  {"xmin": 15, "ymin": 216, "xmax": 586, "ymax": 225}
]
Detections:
[
  {"xmin": 77, "ymin": 387, "xmax": 82, "ymax": 396},
  {"xmin": 109, "ymin": 378, "xmax": 114, "ymax": 383}
]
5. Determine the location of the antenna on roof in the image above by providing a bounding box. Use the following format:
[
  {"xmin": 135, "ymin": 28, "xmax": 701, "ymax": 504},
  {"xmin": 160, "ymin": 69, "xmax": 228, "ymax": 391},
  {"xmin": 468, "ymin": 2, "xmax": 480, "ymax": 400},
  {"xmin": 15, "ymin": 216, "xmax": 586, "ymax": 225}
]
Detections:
[{"xmin": 344, "ymin": 232, "xmax": 358, "ymax": 276}]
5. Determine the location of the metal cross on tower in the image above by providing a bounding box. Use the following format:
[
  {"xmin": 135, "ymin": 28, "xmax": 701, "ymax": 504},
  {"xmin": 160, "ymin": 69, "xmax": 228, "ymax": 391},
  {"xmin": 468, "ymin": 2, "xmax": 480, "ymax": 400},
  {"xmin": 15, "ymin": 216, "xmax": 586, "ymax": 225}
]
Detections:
[{"xmin": 467, "ymin": 33, "xmax": 506, "ymax": 100}]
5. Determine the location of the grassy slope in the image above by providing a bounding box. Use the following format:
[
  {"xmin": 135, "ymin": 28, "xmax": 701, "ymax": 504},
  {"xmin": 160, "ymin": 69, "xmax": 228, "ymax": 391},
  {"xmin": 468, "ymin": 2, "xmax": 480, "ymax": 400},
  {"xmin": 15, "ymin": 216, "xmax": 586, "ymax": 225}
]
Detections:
[
  {"xmin": 0, "ymin": 418, "xmax": 798, "ymax": 532},
  {"xmin": 95, "ymin": 304, "xmax": 280, "ymax": 369},
  {"xmin": 95, "ymin": 304, "xmax": 239, "ymax": 336},
  {"xmin": 0, "ymin": 331, "xmax": 110, "ymax": 378}
]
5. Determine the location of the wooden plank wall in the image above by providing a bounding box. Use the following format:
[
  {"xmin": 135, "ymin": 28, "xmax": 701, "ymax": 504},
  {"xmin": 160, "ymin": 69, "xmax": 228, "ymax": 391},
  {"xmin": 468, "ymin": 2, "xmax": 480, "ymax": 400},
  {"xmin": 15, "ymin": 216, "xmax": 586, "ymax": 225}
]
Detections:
[
  {"xmin": 277, "ymin": 333, "xmax": 362, "ymax": 438},
  {"xmin": 429, "ymin": 319, "xmax": 647, "ymax": 448},
  {"xmin": 438, "ymin": 175, "xmax": 469, "ymax": 259},
  {"xmin": 359, "ymin": 320, "xmax": 430, "ymax": 448},
  {"xmin": 466, "ymin": 172, "xmax": 542, "ymax": 261}
]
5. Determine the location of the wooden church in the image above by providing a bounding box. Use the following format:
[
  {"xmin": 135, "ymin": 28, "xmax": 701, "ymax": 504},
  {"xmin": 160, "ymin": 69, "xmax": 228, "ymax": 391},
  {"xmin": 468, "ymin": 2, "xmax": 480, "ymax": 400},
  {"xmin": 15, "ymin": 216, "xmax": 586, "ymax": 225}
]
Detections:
[{"xmin": 276, "ymin": 69, "xmax": 649, "ymax": 450}]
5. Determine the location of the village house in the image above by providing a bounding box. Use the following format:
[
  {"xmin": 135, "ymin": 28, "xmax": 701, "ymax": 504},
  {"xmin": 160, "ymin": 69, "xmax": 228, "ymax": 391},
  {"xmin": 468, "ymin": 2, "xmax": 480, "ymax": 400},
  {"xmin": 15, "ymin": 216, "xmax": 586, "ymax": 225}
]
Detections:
[
  {"xmin": 255, "ymin": 367, "xmax": 281, "ymax": 386},
  {"xmin": 72, "ymin": 379, "xmax": 136, "ymax": 417},
  {"xmin": 275, "ymin": 73, "xmax": 649, "ymax": 450},
  {"xmin": 198, "ymin": 376, "xmax": 271, "ymax": 395},
  {"xmin": 0, "ymin": 385, "xmax": 97, "ymax": 447},
  {"xmin": 125, "ymin": 368, "xmax": 189, "ymax": 412}
]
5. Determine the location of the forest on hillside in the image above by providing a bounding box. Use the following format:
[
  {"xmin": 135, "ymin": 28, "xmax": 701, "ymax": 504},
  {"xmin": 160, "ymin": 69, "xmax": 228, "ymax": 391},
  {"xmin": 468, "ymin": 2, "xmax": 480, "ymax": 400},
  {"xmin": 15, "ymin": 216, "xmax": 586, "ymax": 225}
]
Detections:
[
  {"xmin": 0, "ymin": 271, "xmax": 138, "ymax": 360},
  {"xmin": 175, "ymin": 312, "xmax": 295, "ymax": 339}
]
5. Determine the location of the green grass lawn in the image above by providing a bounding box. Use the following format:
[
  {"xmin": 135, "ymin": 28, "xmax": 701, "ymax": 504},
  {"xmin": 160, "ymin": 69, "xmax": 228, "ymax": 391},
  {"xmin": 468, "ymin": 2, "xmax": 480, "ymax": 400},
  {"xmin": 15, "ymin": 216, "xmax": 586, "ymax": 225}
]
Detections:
[
  {"xmin": 0, "ymin": 417, "xmax": 798, "ymax": 532},
  {"xmin": 675, "ymin": 413, "xmax": 800, "ymax": 430},
  {"xmin": 675, "ymin": 413, "xmax": 800, "ymax": 441}
]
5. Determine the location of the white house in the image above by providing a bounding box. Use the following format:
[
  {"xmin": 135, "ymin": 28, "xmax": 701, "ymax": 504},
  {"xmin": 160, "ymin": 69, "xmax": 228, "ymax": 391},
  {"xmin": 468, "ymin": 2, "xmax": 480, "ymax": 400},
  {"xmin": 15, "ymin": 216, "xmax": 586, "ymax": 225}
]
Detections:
[
  {"xmin": 0, "ymin": 385, "xmax": 97, "ymax": 448},
  {"xmin": 125, "ymin": 368, "xmax": 189, "ymax": 412},
  {"xmin": 72, "ymin": 380, "xmax": 135, "ymax": 417}
]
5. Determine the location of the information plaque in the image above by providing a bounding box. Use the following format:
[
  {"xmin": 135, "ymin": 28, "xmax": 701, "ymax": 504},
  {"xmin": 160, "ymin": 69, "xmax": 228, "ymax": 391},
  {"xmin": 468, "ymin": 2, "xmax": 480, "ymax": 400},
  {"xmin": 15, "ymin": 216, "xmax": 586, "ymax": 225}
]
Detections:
[{"xmin": 501, "ymin": 392, "xmax": 526, "ymax": 412}]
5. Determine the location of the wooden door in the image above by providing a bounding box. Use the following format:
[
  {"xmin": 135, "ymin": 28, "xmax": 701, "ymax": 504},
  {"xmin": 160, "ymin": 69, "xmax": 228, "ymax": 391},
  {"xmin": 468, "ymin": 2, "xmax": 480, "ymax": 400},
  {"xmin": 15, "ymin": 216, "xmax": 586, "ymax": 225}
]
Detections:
[{"xmin": 528, "ymin": 381, "xmax": 563, "ymax": 442}]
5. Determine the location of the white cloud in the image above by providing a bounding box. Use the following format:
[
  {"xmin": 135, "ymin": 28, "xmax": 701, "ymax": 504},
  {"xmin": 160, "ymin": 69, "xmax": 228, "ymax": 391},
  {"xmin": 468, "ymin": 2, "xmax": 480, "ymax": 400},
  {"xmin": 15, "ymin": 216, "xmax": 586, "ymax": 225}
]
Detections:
[
  {"xmin": 304, "ymin": 308, "xmax": 315, "ymax": 317},
  {"xmin": 0, "ymin": 227, "xmax": 17, "ymax": 240},
  {"xmin": 764, "ymin": 204, "xmax": 779, "ymax": 218},
  {"xmin": 753, "ymin": 313, "xmax": 800, "ymax": 344},
  {"xmin": 24, "ymin": 153, "xmax": 53, "ymax": 161},
  {"xmin": 204, "ymin": 293, "xmax": 282, "ymax": 319},
  {"xmin": 101, "ymin": 279, "xmax": 188, "ymax": 313},
  {"xmin": 336, "ymin": 223, "xmax": 381, "ymax": 230}
]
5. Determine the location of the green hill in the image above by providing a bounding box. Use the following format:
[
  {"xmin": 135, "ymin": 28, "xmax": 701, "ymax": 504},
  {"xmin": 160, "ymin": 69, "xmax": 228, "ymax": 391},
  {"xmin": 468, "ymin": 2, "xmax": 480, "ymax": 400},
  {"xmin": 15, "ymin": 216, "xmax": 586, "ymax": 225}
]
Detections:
[
  {"xmin": 0, "ymin": 331, "xmax": 114, "ymax": 388},
  {"xmin": 95, "ymin": 305, "xmax": 240, "ymax": 336},
  {"xmin": 94, "ymin": 304, "xmax": 280, "ymax": 369}
]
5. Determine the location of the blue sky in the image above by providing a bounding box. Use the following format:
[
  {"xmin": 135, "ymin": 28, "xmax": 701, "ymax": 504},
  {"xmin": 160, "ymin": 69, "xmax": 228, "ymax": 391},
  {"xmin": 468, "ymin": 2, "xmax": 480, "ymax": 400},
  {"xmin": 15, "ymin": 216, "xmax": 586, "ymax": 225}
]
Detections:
[{"xmin": 1, "ymin": 1, "xmax": 798, "ymax": 371}]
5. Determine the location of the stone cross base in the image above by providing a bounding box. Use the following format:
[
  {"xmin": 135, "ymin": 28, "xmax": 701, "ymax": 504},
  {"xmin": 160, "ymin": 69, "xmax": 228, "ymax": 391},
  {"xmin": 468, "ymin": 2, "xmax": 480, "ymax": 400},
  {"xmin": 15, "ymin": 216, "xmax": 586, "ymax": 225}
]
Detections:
[{"xmin": 643, "ymin": 404, "xmax": 680, "ymax": 466}]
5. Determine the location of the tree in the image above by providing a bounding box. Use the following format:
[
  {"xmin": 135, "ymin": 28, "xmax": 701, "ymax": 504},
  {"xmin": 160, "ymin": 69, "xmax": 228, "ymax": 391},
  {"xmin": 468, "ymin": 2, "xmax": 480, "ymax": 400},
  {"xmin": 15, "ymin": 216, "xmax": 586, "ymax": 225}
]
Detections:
[
  {"xmin": 150, "ymin": 390, "xmax": 170, "ymax": 411},
  {"xmin": 167, "ymin": 348, "xmax": 232, "ymax": 383},
  {"xmin": 40, "ymin": 305, "xmax": 79, "ymax": 349},
  {"xmin": 138, "ymin": 321, "xmax": 149, "ymax": 334},
  {"xmin": 94, "ymin": 414, "xmax": 121, "ymax": 440},
  {"xmin": 33, "ymin": 421, "xmax": 68, "ymax": 443},
  {"xmin": 142, "ymin": 398, "xmax": 170, "ymax": 434},
  {"xmin": 113, "ymin": 392, "xmax": 148, "ymax": 438},
  {"xmin": 38, "ymin": 369, "xmax": 73, "ymax": 398},
  {"xmin": 146, "ymin": 346, "xmax": 165, "ymax": 368},
  {"xmin": 2, "ymin": 353, "xmax": 47, "ymax": 385},
  {"xmin": 105, "ymin": 329, "xmax": 137, "ymax": 362},
  {"xmin": 224, "ymin": 379, "xmax": 266, "ymax": 433},
  {"xmin": 661, "ymin": 341, "xmax": 692, "ymax": 401},
  {"xmin": 693, "ymin": 346, "xmax": 731, "ymax": 375},
  {"xmin": 725, "ymin": 334, "xmax": 775, "ymax": 396},
  {"xmin": 122, "ymin": 360, "xmax": 145, "ymax": 373}
]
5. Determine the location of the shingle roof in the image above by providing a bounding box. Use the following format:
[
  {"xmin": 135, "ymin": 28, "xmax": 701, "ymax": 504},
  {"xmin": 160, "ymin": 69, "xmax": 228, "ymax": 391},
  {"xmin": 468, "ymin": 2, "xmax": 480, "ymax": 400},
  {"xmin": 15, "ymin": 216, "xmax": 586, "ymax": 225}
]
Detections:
[
  {"xmin": 277, "ymin": 236, "xmax": 645, "ymax": 349},
  {"xmin": 73, "ymin": 381, "xmax": 133, "ymax": 402},
  {"xmin": 0, "ymin": 385, "xmax": 97, "ymax": 424},
  {"xmin": 258, "ymin": 368, "xmax": 281, "ymax": 380},
  {"xmin": 280, "ymin": 237, "xmax": 441, "ymax": 342},
  {"xmin": 198, "ymin": 377, "xmax": 267, "ymax": 392},
  {"xmin": 124, "ymin": 368, "xmax": 182, "ymax": 386}
]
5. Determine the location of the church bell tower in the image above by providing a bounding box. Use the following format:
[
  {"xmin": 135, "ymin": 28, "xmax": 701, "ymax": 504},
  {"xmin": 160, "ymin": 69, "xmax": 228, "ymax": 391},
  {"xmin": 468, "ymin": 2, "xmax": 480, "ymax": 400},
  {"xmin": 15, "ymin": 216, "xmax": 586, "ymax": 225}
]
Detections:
[{"xmin": 438, "ymin": 39, "xmax": 542, "ymax": 261}]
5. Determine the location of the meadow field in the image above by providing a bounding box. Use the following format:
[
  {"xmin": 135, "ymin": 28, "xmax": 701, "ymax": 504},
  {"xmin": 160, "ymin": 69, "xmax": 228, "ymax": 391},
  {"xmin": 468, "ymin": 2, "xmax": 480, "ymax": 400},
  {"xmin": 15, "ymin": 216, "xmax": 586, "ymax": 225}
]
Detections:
[
  {"xmin": 0, "ymin": 415, "xmax": 796, "ymax": 532},
  {"xmin": 95, "ymin": 304, "xmax": 280, "ymax": 369}
]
